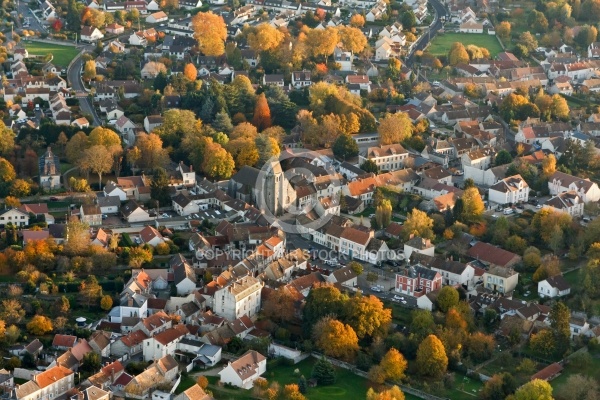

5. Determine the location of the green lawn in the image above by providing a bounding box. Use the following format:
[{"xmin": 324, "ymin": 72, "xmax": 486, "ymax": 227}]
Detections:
[
  {"xmin": 24, "ymin": 42, "xmax": 80, "ymax": 67},
  {"xmin": 428, "ymin": 33, "xmax": 504, "ymax": 57},
  {"xmin": 552, "ymin": 350, "xmax": 600, "ymax": 395}
]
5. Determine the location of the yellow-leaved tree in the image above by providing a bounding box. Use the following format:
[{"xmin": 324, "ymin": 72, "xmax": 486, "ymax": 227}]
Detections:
[{"xmin": 192, "ymin": 12, "xmax": 227, "ymax": 56}]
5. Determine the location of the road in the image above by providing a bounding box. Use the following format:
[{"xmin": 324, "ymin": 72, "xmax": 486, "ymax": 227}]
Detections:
[
  {"xmin": 68, "ymin": 52, "xmax": 103, "ymax": 127},
  {"xmin": 405, "ymin": 0, "xmax": 447, "ymax": 67},
  {"xmin": 14, "ymin": 0, "xmax": 46, "ymax": 33}
]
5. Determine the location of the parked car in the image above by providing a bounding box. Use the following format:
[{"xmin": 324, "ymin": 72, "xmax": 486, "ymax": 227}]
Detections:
[
  {"xmin": 516, "ymin": 203, "xmax": 524, "ymax": 209},
  {"xmin": 503, "ymin": 208, "xmax": 514, "ymax": 215},
  {"xmin": 536, "ymin": 204, "xmax": 543, "ymax": 209},
  {"xmin": 371, "ymin": 286, "xmax": 382, "ymax": 292},
  {"xmin": 49, "ymin": 196, "xmax": 59, "ymax": 201}
]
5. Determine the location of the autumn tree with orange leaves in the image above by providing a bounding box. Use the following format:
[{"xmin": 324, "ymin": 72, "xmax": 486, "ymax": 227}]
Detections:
[
  {"xmin": 252, "ymin": 93, "xmax": 272, "ymax": 131},
  {"xmin": 183, "ymin": 63, "xmax": 197, "ymax": 81},
  {"xmin": 192, "ymin": 12, "xmax": 227, "ymax": 56}
]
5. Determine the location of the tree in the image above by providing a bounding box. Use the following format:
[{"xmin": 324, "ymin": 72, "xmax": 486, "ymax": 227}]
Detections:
[
  {"xmin": 448, "ymin": 42, "xmax": 470, "ymax": 65},
  {"xmin": 197, "ymin": 376, "xmax": 209, "ymax": 390},
  {"xmin": 83, "ymin": 60, "xmax": 97, "ymax": 81},
  {"xmin": 376, "ymin": 199, "xmax": 393, "ymax": 228},
  {"xmin": 348, "ymin": 261, "xmax": 363, "ymax": 275},
  {"xmin": 497, "ymin": 21, "xmax": 511, "ymax": 39},
  {"xmin": 552, "ymin": 94, "xmax": 570, "ymax": 121},
  {"xmin": 4, "ymin": 196, "xmax": 20, "ymax": 208},
  {"xmin": 550, "ymin": 302, "xmax": 571, "ymax": 356},
  {"xmin": 262, "ymin": 289, "xmax": 296, "ymax": 323},
  {"xmin": 481, "ymin": 373, "xmax": 517, "ymax": 400},
  {"xmin": 460, "ymin": 187, "xmax": 485, "ymax": 224},
  {"xmin": 337, "ymin": 26, "xmax": 367, "ymax": 55},
  {"xmin": 509, "ymin": 379, "xmax": 553, "ymax": 400},
  {"xmin": 82, "ymin": 145, "xmax": 114, "ymax": 190},
  {"xmin": 312, "ymin": 357, "xmax": 335, "ymax": 385},
  {"xmin": 70, "ymin": 177, "xmax": 91, "ymax": 192},
  {"xmin": 9, "ymin": 179, "xmax": 30, "ymax": 197},
  {"xmin": 349, "ymin": 13, "xmax": 365, "ymax": 27},
  {"xmin": 1, "ymin": 299, "xmax": 25, "ymax": 325},
  {"xmin": 495, "ymin": 150, "xmax": 513, "ymax": 166},
  {"xmin": 150, "ymin": 167, "xmax": 171, "ymax": 207},
  {"xmin": 378, "ymin": 113, "xmax": 413, "ymax": 145},
  {"xmin": 518, "ymin": 31, "xmax": 539, "ymax": 52},
  {"xmin": 226, "ymin": 137, "xmax": 260, "ymax": 168},
  {"xmin": 436, "ymin": 286, "xmax": 459, "ymax": 313},
  {"xmin": 379, "ymin": 348, "xmax": 407, "ymax": 382},
  {"xmin": 0, "ymin": 158, "xmax": 16, "ymax": 182},
  {"xmin": 202, "ymin": 141, "xmax": 235, "ymax": 179},
  {"xmin": 136, "ymin": 133, "xmax": 170, "ymax": 170},
  {"xmin": 247, "ymin": 23, "xmax": 284, "ymax": 52},
  {"xmin": 344, "ymin": 295, "xmax": 392, "ymax": 339},
  {"xmin": 403, "ymin": 209, "xmax": 434, "ymax": 240},
  {"xmin": 100, "ymin": 295, "xmax": 113, "ymax": 311},
  {"xmin": 361, "ymin": 160, "xmax": 378, "ymax": 174},
  {"xmin": 401, "ymin": 10, "xmax": 417, "ymax": 29},
  {"xmin": 128, "ymin": 247, "xmax": 153, "ymax": 268},
  {"xmin": 556, "ymin": 374, "xmax": 600, "ymax": 400},
  {"xmin": 27, "ymin": 315, "xmax": 53, "ymax": 336},
  {"xmin": 464, "ymin": 332, "xmax": 495, "ymax": 362},
  {"xmin": 527, "ymin": 11, "xmax": 549, "ymax": 33},
  {"xmin": 312, "ymin": 317, "xmax": 359, "ymax": 361},
  {"xmin": 366, "ymin": 386, "xmax": 406, "ymax": 400},
  {"xmin": 79, "ymin": 275, "xmax": 103, "ymax": 308},
  {"xmin": 306, "ymin": 27, "xmax": 339, "ymax": 60},
  {"xmin": 81, "ymin": 352, "xmax": 101, "ymax": 373},
  {"xmin": 416, "ymin": 335, "xmax": 448, "ymax": 378},
  {"xmin": 54, "ymin": 296, "xmax": 70, "ymax": 315},
  {"xmin": 575, "ymin": 25, "xmax": 598, "ymax": 48},
  {"xmin": 252, "ymin": 93, "xmax": 272, "ymax": 131},
  {"xmin": 332, "ymin": 134, "xmax": 359, "ymax": 161},
  {"xmin": 183, "ymin": 63, "xmax": 197, "ymax": 81},
  {"xmin": 191, "ymin": 12, "xmax": 227, "ymax": 56},
  {"xmin": 213, "ymin": 111, "xmax": 234, "ymax": 134}
]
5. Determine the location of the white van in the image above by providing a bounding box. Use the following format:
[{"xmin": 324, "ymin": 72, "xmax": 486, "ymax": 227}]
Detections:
[{"xmin": 503, "ymin": 208, "xmax": 514, "ymax": 215}]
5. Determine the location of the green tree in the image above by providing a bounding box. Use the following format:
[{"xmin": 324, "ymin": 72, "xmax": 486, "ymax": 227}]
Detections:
[
  {"xmin": 550, "ymin": 302, "xmax": 571, "ymax": 356},
  {"xmin": 480, "ymin": 373, "xmax": 517, "ymax": 400},
  {"xmin": 527, "ymin": 11, "xmax": 549, "ymax": 33},
  {"xmin": 80, "ymin": 351, "xmax": 101, "ymax": 373},
  {"xmin": 360, "ymin": 160, "xmax": 379, "ymax": 174},
  {"xmin": 303, "ymin": 284, "xmax": 347, "ymax": 333},
  {"xmin": 495, "ymin": 150, "xmax": 513, "ymax": 166},
  {"xmin": 312, "ymin": 357, "xmax": 336, "ymax": 385},
  {"xmin": 436, "ymin": 286, "xmax": 459, "ymax": 313},
  {"xmin": 332, "ymin": 134, "xmax": 359, "ymax": 160},
  {"xmin": 416, "ymin": 335, "xmax": 448, "ymax": 378},
  {"xmin": 150, "ymin": 167, "xmax": 171, "ymax": 207}
]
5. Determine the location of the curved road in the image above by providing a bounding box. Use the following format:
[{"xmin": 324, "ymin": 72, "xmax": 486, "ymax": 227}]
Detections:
[
  {"xmin": 405, "ymin": 0, "xmax": 447, "ymax": 67},
  {"xmin": 68, "ymin": 51, "xmax": 103, "ymax": 127}
]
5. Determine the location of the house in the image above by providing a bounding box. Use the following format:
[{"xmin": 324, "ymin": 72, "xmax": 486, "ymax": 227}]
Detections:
[
  {"xmin": 359, "ymin": 143, "xmax": 408, "ymax": 171},
  {"xmin": 129, "ymin": 31, "xmax": 148, "ymax": 46},
  {"xmin": 543, "ymin": 191, "xmax": 585, "ymax": 217},
  {"xmin": 88, "ymin": 331, "xmax": 112, "ymax": 357},
  {"xmin": 482, "ymin": 266, "xmax": 519, "ymax": 294},
  {"xmin": 0, "ymin": 208, "xmax": 29, "ymax": 227},
  {"xmin": 139, "ymin": 225, "xmax": 166, "ymax": 247},
  {"xmin": 80, "ymin": 26, "xmax": 104, "ymax": 42},
  {"xmin": 115, "ymin": 115, "xmax": 136, "ymax": 144},
  {"xmin": 218, "ymin": 350, "xmax": 266, "ymax": 389},
  {"xmin": 124, "ymin": 355, "xmax": 179, "ymax": 399},
  {"xmin": 326, "ymin": 265, "xmax": 358, "ymax": 287},
  {"xmin": 15, "ymin": 365, "xmax": 74, "ymax": 400},
  {"xmin": 262, "ymin": 74, "xmax": 285, "ymax": 86},
  {"xmin": 428, "ymin": 258, "xmax": 475, "ymax": 289},
  {"xmin": 179, "ymin": 0, "xmax": 203, "ymax": 9},
  {"xmin": 110, "ymin": 330, "xmax": 148, "ymax": 358},
  {"xmin": 172, "ymin": 256, "xmax": 197, "ymax": 295},
  {"xmin": 97, "ymin": 194, "xmax": 121, "ymax": 214},
  {"xmin": 106, "ymin": 23, "xmax": 125, "ymax": 34},
  {"xmin": 39, "ymin": 147, "xmax": 61, "ymax": 189},
  {"xmin": 144, "ymin": 115, "xmax": 164, "ymax": 132},
  {"xmin": 570, "ymin": 316, "xmax": 590, "ymax": 338},
  {"xmin": 80, "ymin": 205, "xmax": 102, "ymax": 226},
  {"xmin": 467, "ymin": 242, "xmax": 521, "ymax": 269},
  {"xmin": 538, "ymin": 275, "xmax": 571, "ymax": 298},
  {"xmin": 488, "ymin": 174, "xmax": 530, "ymax": 205},
  {"xmin": 142, "ymin": 324, "xmax": 188, "ymax": 361},
  {"xmin": 291, "ymin": 71, "xmax": 312, "ymax": 88},
  {"xmin": 404, "ymin": 236, "xmax": 435, "ymax": 259},
  {"xmin": 211, "ymin": 275, "xmax": 263, "ymax": 320},
  {"xmin": 52, "ymin": 334, "xmax": 78, "ymax": 350},
  {"xmin": 395, "ymin": 265, "xmax": 442, "ymax": 297},
  {"xmin": 121, "ymin": 200, "xmax": 152, "ymax": 223},
  {"xmin": 145, "ymin": 11, "xmax": 168, "ymax": 23},
  {"xmin": 548, "ymin": 171, "xmax": 600, "ymax": 203},
  {"xmin": 173, "ymin": 384, "xmax": 214, "ymax": 400},
  {"xmin": 71, "ymin": 117, "xmax": 89, "ymax": 129}
]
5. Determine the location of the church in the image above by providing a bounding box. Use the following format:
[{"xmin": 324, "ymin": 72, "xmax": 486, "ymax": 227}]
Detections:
[{"xmin": 39, "ymin": 147, "xmax": 61, "ymax": 189}]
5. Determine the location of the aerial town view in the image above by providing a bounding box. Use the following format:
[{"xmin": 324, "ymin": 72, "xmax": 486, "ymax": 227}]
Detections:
[{"xmin": 1, "ymin": 0, "xmax": 600, "ymax": 398}]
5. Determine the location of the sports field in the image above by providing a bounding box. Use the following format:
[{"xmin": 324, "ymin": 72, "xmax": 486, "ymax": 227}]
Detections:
[
  {"xmin": 427, "ymin": 32, "xmax": 503, "ymax": 57},
  {"xmin": 24, "ymin": 42, "xmax": 80, "ymax": 67}
]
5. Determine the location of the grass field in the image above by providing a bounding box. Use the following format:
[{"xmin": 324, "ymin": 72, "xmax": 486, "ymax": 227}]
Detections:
[
  {"xmin": 24, "ymin": 42, "xmax": 80, "ymax": 67},
  {"xmin": 427, "ymin": 32, "xmax": 504, "ymax": 57}
]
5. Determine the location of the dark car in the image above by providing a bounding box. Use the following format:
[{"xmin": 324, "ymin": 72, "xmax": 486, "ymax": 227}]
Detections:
[
  {"xmin": 49, "ymin": 196, "xmax": 59, "ymax": 201},
  {"xmin": 516, "ymin": 203, "xmax": 525, "ymax": 209}
]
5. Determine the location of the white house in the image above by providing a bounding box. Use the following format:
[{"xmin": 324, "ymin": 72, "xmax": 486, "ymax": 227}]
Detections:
[
  {"xmin": 359, "ymin": 143, "xmax": 408, "ymax": 171},
  {"xmin": 488, "ymin": 174, "xmax": 530, "ymax": 205},
  {"xmin": 144, "ymin": 115, "xmax": 164, "ymax": 133},
  {"xmin": 548, "ymin": 171, "xmax": 600, "ymax": 203},
  {"xmin": 142, "ymin": 324, "xmax": 188, "ymax": 361},
  {"xmin": 0, "ymin": 208, "xmax": 30, "ymax": 227},
  {"xmin": 121, "ymin": 200, "xmax": 152, "ymax": 223},
  {"xmin": 326, "ymin": 266, "xmax": 358, "ymax": 287},
  {"xmin": 15, "ymin": 366, "xmax": 74, "ymax": 400},
  {"xmin": 543, "ymin": 191, "xmax": 585, "ymax": 217},
  {"xmin": 482, "ymin": 266, "xmax": 519, "ymax": 294},
  {"xmin": 538, "ymin": 275, "xmax": 571, "ymax": 298},
  {"xmin": 430, "ymin": 260, "xmax": 475, "ymax": 290},
  {"xmin": 218, "ymin": 350, "xmax": 266, "ymax": 389},
  {"xmin": 80, "ymin": 26, "xmax": 104, "ymax": 42},
  {"xmin": 212, "ymin": 275, "xmax": 263, "ymax": 320},
  {"xmin": 139, "ymin": 225, "xmax": 166, "ymax": 247},
  {"xmin": 404, "ymin": 236, "xmax": 435, "ymax": 259},
  {"xmin": 145, "ymin": 11, "xmax": 168, "ymax": 24},
  {"xmin": 173, "ymin": 257, "xmax": 197, "ymax": 296}
]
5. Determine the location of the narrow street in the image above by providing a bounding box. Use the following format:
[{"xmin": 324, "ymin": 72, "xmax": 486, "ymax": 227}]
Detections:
[{"xmin": 68, "ymin": 51, "xmax": 103, "ymax": 127}]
